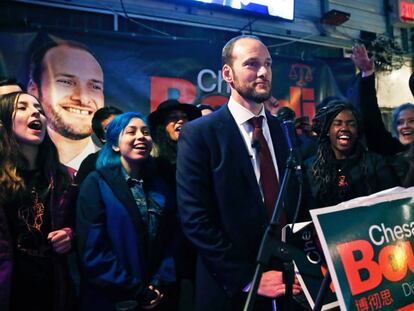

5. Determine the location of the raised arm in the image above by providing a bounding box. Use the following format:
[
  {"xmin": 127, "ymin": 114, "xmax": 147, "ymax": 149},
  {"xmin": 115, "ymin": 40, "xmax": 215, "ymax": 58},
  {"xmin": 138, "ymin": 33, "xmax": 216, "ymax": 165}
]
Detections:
[{"xmin": 351, "ymin": 44, "xmax": 404, "ymax": 156}]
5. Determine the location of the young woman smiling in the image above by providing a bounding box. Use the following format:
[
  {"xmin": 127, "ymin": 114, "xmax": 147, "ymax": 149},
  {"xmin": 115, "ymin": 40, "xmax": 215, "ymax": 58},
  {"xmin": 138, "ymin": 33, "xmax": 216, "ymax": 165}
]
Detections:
[{"xmin": 76, "ymin": 112, "xmax": 176, "ymax": 311}]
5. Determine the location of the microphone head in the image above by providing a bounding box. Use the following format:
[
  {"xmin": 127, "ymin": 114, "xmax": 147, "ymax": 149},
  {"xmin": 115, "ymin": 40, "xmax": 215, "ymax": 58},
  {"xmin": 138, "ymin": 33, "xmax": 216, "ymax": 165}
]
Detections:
[
  {"xmin": 282, "ymin": 120, "xmax": 303, "ymax": 169},
  {"xmin": 251, "ymin": 139, "xmax": 261, "ymax": 151},
  {"xmin": 282, "ymin": 120, "xmax": 296, "ymax": 151}
]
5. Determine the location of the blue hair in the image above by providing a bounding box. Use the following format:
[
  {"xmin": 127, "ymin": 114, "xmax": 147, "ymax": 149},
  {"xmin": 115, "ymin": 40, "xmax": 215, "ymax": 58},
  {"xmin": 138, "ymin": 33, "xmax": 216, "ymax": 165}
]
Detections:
[
  {"xmin": 96, "ymin": 112, "xmax": 146, "ymax": 169},
  {"xmin": 392, "ymin": 103, "xmax": 414, "ymax": 137}
]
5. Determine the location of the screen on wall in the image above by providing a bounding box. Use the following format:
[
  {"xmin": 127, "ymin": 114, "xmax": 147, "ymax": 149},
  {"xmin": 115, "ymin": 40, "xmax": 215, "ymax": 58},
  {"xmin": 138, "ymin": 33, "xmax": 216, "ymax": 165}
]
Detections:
[{"xmin": 194, "ymin": 0, "xmax": 294, "ymax": 20}]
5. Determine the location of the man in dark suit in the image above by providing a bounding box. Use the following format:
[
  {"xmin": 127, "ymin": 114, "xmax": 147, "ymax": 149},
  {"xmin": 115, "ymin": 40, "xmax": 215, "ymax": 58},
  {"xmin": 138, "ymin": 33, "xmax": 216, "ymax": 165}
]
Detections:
[{"xmin": 176, "ymin": 35, "xmax": 303, "ymax": 310}]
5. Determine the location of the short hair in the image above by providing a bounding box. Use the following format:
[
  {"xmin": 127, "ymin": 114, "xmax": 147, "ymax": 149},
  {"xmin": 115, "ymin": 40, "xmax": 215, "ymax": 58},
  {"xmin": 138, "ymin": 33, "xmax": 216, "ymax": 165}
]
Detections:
[
  {"xmin": 0, "ymin": 78, "xmax": 25, "ymax": 92},
  {"xmin": 96, "ymin": 112, "xmax": 145, "ymax": 169},
  {"xmin": 92, "ymin": 106, "xmax": 123, "ymax": 142},
  {"xmin": 29, "ymin": 40, "xmax": 97, "ymax": 89},
  {"xmin": 0, "ymin": 78, "xmax": 22, "ymax": 87},
  {"xmin": 392, "ymin": 103, "xmax": 414, "ymax": 137},
  {"xmin": 222, "ymin": 35, "xmax": 262, "ymax": 67}
]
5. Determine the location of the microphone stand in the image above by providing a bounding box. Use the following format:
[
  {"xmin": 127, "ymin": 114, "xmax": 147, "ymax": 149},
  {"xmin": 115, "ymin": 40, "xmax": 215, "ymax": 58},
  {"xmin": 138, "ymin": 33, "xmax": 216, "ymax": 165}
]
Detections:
[
  {"xmin": 313, "ymin": 270, "xmax": 331, "ymax": 311},
  {"xmin": 244, "ymin": 122, "xmax": 302, "ymax": 311}
]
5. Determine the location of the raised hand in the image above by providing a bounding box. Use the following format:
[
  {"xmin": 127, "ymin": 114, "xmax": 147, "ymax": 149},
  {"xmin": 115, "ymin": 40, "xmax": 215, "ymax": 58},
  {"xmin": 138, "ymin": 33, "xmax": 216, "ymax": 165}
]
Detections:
[{"xmin": 351, "ymin": 44, "xmax": 374, "ymax": 74}]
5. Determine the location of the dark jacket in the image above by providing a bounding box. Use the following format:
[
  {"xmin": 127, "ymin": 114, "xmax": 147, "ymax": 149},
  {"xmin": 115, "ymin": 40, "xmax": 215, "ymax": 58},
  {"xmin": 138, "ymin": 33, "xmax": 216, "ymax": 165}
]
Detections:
[
  {"xmin": 358, "ymin": 74, "xmax": 407, "ymax": 156},
  {"xmin": 76, "ymin": 164, "xmax": 175, "ymax": 311},
  {"xmin": 74, "ymin": 150, "xmax": 100, "ymax": 185},
  {"xmin": 304, "ymin": 146, "xmax": 398, "ymax": 209},
  {"xmin": 0, "ymin": 170, "xmax": 77, "ymax": 311},
  {"xmin": 177, "ymin": 105, "xmax": 305, "ymax": 310}
]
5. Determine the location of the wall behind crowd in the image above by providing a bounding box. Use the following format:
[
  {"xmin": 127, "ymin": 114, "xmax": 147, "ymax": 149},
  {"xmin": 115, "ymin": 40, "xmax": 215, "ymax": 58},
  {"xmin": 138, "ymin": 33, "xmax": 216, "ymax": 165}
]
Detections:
[{"xmin": 0, "ymin": 30, "xmax": 355, "ymax": 117}]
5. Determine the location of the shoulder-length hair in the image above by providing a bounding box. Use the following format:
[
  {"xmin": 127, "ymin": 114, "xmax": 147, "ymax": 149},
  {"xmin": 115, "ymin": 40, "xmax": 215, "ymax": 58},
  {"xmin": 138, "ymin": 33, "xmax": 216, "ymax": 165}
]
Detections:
[
  {"xmin": 0, "ymin": 92, "xmax": 69, "ymax": 201},
  {"xmin": 96, "ymin": 112, "xmax": 146, "ymax": 169}
]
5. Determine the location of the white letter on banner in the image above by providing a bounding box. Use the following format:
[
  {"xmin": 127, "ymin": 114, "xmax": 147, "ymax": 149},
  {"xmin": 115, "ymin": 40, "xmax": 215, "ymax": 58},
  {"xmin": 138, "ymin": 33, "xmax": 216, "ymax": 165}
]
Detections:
[
  {"xmin": 198, "ymin": 69, "xmax": 216, "ymax": 92},
  {"xmin": 369, "ymin": 225, "xmax": 384, "ymax": 246}
]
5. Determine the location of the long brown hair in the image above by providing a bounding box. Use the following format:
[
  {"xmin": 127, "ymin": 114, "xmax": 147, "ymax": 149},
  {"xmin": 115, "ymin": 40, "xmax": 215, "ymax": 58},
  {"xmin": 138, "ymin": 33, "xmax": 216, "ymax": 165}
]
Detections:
[{"xmin": 0, "ymin": 92, "xmax": 70, "ymax": 203}]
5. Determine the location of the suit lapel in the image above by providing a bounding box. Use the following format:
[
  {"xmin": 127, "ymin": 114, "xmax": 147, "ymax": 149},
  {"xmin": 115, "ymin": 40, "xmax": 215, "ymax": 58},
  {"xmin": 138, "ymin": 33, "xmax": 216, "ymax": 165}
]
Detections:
[{"xmin": 215, "ymin": 105, "xmax": 262, "ymax": 198}]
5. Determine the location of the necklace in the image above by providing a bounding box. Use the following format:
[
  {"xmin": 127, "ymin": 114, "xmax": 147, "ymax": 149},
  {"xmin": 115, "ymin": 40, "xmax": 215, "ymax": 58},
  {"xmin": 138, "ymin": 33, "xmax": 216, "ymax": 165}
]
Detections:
[
  {"xmin": 337, "ymin": 168, "xmax": 348, "ymax": 188},
  {"xmin": 31, "ymin": 189, "xmax": 45, "ymax": 231}
]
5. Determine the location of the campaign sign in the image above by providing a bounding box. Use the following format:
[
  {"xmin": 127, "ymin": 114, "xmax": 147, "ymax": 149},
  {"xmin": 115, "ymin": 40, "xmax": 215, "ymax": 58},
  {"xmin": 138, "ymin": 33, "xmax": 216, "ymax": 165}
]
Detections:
[
  {"xmin": 310, "ymin": 187, "xmax": 414, "ymax": 311},
  {"xmin": 283, "ymin": 221, "xmax": 339, "ymax": 310}
]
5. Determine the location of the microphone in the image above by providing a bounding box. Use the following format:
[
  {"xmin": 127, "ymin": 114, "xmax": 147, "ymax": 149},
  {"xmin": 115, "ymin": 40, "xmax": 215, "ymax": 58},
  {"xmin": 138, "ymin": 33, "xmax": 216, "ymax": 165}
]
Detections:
[
  {"xmin": 282, "ymin": 120, "xmax": 303, "ymax": 174},
  {"xmin": 282, "ymin": 120, "xmax": 304, "ymax": 228},
  {"xmin": 251, "ymin": 139, "xmax": 261, "ymax": 152}
]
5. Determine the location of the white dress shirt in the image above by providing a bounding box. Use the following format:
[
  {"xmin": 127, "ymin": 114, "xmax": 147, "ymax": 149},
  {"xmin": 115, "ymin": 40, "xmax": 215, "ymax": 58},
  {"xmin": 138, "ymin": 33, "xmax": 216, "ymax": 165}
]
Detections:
[
  {"xmin": 66, "ymin": 138, "xmax": 100, "ymax": 171},
  {"xmin": 228, "ymin": 97, "xmax": 280, "ymax": 192}
]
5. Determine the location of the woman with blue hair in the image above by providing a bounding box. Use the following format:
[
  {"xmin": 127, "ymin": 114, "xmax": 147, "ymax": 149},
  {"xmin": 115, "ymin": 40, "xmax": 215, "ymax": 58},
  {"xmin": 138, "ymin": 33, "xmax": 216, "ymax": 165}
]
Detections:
[{"xmin": 76, "ymin": 112, "xmax": 176, "ymax": 310}]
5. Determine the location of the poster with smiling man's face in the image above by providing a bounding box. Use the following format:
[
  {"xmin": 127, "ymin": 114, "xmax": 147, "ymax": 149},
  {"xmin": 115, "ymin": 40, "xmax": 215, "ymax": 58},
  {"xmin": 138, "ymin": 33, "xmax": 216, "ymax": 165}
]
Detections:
[{"xmin": 29, "ymin": 42, "xmax": 105, "ymax": 171}]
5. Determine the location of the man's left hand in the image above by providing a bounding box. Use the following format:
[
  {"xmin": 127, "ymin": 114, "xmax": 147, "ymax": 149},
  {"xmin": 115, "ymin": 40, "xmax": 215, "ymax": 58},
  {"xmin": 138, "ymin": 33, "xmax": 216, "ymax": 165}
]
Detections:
[{"xmin": 257, "ymin": 270, "xmax": 302, "ymax": 298}]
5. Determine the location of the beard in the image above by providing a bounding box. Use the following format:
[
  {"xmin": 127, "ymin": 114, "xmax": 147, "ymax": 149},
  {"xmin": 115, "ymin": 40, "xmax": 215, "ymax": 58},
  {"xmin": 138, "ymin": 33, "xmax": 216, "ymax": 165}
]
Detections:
[
  {"xmin": 233, "ymin": 78, "xmax": 272, "ymax": 103},
  {"xmin": 39, "ymin": 88, "xmax": 97, "ymax": 140},
  {"xmin": 46, "ymin": 107, "xmax": 92, "ymax": 140}
]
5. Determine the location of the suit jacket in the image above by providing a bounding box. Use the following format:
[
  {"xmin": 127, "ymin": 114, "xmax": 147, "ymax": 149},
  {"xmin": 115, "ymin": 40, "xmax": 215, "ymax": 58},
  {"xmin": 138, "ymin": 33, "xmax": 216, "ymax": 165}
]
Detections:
[{"xmin": 177, "ymin": 104, "xmax": 303, "ymax": 310}]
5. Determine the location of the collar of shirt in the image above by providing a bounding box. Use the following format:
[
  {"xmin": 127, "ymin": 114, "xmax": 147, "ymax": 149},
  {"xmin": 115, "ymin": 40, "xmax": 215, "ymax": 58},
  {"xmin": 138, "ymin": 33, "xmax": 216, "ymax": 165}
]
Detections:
[
  {"xmin": 228, "ymin": 96, "xmax": 279, "ymax": 184},
  {"xmin": 121, "ymin": 166, "xmax": 143, "ymax": 186},
  {"xmin": 66, "ymin": 138, "xmax": 100, "ymax": 171},
  {"xmin": 228, "ymin": 97, "xmax": 267, "ymax": 126}
]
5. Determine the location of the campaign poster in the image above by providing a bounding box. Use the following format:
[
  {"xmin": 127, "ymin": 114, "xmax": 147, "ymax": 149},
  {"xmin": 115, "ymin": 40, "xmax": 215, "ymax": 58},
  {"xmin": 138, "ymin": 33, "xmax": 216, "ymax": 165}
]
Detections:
[
  {"xmin": 282, "ymin": 222, "xmax": 339, "ymax": 310},
  {"xmin": 0, "ymin": 31, "xmax": 355, "ymax": 170},
  {"xmin": 311, "ymin": 187, "xmax": 414, "ymax": 311}
]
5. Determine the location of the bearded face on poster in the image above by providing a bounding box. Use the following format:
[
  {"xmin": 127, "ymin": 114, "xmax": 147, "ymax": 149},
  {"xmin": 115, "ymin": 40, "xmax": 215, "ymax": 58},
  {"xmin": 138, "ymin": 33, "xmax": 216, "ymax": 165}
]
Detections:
[{"xmin": 28, "ymin": 40, "xmax": 104, "ymax": 171}]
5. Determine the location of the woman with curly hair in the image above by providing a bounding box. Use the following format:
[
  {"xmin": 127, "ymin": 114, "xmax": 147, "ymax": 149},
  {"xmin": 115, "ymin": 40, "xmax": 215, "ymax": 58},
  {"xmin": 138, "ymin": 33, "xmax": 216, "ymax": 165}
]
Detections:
[
  {"xmin": 304, "ymin": 100, "xmax": 397, "ymax": 208},
  {"xmin": 0, "ymin": 92, "xmax": 76, "ymax": 311}
]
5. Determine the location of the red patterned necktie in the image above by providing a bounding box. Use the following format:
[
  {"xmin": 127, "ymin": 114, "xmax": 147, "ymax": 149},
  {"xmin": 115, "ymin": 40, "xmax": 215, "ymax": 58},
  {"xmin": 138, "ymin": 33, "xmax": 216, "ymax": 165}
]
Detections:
[{"xmin": 249, "ymin": 116, "xmax": 282, "ymax": 223}]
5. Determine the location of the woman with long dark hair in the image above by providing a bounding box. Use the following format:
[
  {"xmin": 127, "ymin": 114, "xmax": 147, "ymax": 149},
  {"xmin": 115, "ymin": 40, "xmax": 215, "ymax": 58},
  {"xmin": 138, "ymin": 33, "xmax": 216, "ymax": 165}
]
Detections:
[
  {"xmin": 0, "ymin": 92, "xmax": 76, "ymax": 311},
  {"xmin": 147, "ymin": 100, "xmax": 201, "ymax": 309},
  {"xmin": 76, "ymin": 112, "xmax": 176, "ymax": 311}
]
